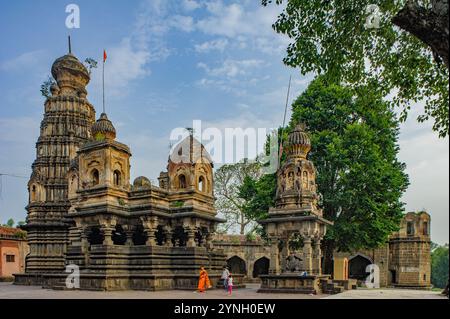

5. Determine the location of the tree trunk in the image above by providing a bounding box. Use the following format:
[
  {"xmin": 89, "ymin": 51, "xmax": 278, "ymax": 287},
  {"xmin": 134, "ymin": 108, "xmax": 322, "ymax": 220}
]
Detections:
[
  {"xmin": 392, "ymin": 0, "xmax": 449, "ymax": 69},
  {"xmin": 321, "ymin": 239, "xmax": 335, "ymax": 276}
]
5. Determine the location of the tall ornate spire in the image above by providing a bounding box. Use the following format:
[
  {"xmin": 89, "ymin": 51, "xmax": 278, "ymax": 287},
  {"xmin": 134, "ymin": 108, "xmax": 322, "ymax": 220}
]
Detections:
[{"xmin": 22, "ymin": 45, "xmax": 96, "ymax": 274}]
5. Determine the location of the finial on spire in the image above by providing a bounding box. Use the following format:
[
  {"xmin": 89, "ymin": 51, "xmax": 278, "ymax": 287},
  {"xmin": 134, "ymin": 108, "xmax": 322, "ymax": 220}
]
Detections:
[{"xmin": 68, "ymin": 36, "xmax": 72, "ymax": 54}]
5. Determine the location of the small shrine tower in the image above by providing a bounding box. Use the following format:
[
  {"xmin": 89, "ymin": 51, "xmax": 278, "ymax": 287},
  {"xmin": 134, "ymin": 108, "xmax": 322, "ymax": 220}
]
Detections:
[{"xmin": 258, "ymin": 123, "xmax": 333, "ymax": 294}]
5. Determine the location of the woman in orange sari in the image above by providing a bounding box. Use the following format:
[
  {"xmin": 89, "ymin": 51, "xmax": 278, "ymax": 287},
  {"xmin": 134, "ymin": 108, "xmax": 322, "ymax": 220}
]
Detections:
[{"xmin": 197, "ymin": 266, "xmax": 212, "ymax": 293}]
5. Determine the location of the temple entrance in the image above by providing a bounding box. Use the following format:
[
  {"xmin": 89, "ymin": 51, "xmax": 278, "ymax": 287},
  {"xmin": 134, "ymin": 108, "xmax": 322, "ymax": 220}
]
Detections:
[
  {"xmin": 253, "ymin": 257, "xmax": 270, "ymax": 278},
  {"xmin": 349, "ymin": 254, "xmax": 372, "ymax": 281},
  {"xmin": 227, "ymin": 256, "xmax": 246, "ymax": 275},
  {"xmin": 390, "ymin": 269, "xmax": 397, "ymax": 284}
]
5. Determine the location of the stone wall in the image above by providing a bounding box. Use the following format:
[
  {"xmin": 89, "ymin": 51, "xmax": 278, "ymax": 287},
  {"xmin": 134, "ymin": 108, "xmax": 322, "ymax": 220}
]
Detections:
[{"xmin": 212, "ymin": 234, "xmax": 270, "ymax": 282}]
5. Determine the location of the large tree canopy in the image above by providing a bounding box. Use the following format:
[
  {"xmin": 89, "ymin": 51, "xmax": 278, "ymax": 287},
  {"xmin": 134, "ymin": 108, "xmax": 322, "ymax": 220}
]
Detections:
[
  {"xmin": 431, "ymin": 243, "xmax": 449, "ymax": 288},
  {"xmin": 262, "ymin": 0, "xmax": 449, "ymax": 137}
]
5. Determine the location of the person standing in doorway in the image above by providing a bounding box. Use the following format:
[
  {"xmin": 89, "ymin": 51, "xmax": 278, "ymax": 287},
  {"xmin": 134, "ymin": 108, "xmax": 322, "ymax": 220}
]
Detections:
[{"xmin": 221, "ymin": 266, "xmax": 230, "ymax": 292}]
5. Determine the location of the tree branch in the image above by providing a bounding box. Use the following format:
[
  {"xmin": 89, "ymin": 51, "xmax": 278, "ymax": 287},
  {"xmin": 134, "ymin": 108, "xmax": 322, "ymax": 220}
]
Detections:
[{"xmin": 392, "ymin": 0, "xmax": 449, "ymax": 68}]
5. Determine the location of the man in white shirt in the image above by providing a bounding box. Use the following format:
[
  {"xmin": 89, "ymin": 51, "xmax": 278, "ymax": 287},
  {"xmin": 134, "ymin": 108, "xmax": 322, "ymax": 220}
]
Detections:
[{"xmin": 221, "ymin": 266, "xmax": 230, "ymax": 291}]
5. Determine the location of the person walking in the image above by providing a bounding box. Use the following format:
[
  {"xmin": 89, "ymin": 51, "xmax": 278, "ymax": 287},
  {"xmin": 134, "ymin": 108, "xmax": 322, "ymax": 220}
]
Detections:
[
  {"xmin": 221, "ymin": 266, "xmax": 230, "ymax": 292},
  {"xmin": 227, "ymin": 273, "xmax": 234, "ymax": 296},
  {"xmin": 197, "ymin": 266, "xmax": 212, "ymax": 293}
]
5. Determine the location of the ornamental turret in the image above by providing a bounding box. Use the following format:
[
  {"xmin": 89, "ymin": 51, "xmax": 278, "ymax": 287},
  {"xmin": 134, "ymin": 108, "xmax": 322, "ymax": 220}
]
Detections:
[{"xmin": 274, "ymin": 123, "xmax": 322, "ymax": 215}]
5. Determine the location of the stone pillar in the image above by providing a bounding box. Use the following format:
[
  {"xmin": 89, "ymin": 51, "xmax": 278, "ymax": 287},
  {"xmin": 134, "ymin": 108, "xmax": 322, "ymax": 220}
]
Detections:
[
  {"xmin": 205, "ymin": 232, "xmax": 213, "ymax": 250},
  {"xmin": 102, "ymin": 226, "xmax": 114, "ymax": 246},
  {"xmin": 125, "ymin": 230, "xmax": 134, "ymax": 246},
  {"xmin": 269, "ymin": 237, "xmax": 280, "ymax": 274},
  {"xmin": 303, "ymin": 236, "xmax": 313, "ymax": 274},
  {"xmin": 145, "ymin": 228, "xmax": 157, "ymax": 246},
  {"xmin": 164, "ymin": 229, "xmax": 173, "ymax": 247},
  {"xmin": 80, "ymin": 227, "xmax": 89, "ymax": 253},
  {"xmin": 280, "ymin": 237, "xmax": 289, "ymax": 272},
  {"xmin": 186, "ymin": 228, "xmax": 196, "ymax": 247},
  {"xmin": 312, "ymin": 237, "xmax": 322, "ymax": 275}
]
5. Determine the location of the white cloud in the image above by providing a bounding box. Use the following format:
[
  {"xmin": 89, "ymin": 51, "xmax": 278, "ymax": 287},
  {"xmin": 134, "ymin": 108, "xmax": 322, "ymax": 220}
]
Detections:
[
  {"xmin": 90, "ymin": 38, "xmax": 150, "ymax": 97},
  {"xmin": 196, "ymin": 1, "xmax": 284, "ymax": 39},
  {"xmin": 182, "ymin": 0, "xmax": 201, "ymax": 11},
  {"xmin": 197, "ymin": 59, "xmax": 265, "ymax": 78},
  {"xmin": 194, "ymin": 38, "xmax": 229, "ymax": 53},
  {"xmin": 1, "ymin": 50, "xmax": 47, "ymax": 72},
  {"xmin": 170, "ymin": 15, "xmax": 195, "ymax": 32}
]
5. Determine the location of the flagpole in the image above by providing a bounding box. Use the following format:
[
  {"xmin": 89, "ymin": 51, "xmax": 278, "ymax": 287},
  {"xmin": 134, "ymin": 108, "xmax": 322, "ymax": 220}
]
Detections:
[
  {"xmin": 102, "ymin": 50, "xmax": 105, "ymax": 114},
  {"xmin": 278, "ymin": 75, "xmax": 292, "ymax": 169}
]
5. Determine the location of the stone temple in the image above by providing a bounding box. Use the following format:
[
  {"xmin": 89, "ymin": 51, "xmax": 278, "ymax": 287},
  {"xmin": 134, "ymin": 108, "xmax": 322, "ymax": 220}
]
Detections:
[
  {"xmin": 13, "ymin": 47, "xmax": 432, "ymax": 293},
  {"xmin": 14, "ymin": 50, "xmax": 229, "ymax": 290}
]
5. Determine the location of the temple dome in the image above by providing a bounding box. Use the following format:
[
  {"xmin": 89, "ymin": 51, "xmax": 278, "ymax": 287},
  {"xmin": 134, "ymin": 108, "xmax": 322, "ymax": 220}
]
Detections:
[
  {"xmin": 133, "ymin": 176, "xmax": 151, "ymax": 188},
  {"xmin": 287, "ymin": 123, "xmax": 311, "ymax": 158},
  {"xmin": 92, "ymin": 113, "xmax": 116, "ymax": 140},
  {"xmin": 51, "ymin": 53, "xmax": 90, "ymax": 96}
]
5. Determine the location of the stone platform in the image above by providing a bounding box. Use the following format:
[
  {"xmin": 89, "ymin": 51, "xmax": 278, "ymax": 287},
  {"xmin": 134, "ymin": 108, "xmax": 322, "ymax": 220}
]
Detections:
[
  {"xmin": 14, "ymin": 245, "xmax": 243, "ymax": 291},
  {"xmin": 258, "ymin": 274, "xmax": 331, "ymax": 294}
]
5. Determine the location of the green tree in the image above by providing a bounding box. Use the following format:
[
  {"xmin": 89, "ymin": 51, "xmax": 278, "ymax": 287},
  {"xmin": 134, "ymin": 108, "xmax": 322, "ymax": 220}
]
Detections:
[
  {"xmin": 40, "ymin": 76, "xmax": 56, "ymax": 98},
  {"xmin": 239, "ymin": 173, "xmax": 277, "ymax": 238},
  {"xmin": 431, "ymin": 243, "xmax": 449, "ymax": 288},
  {"xmin": 214, "ymin": 159, "xmax": 262, "ymax": 234},
  {"xmin": 6, "ymin": 218, "xmax": 14, "ymax": 227},
  {"xmin": 262, "ymin": 0, "xmax": 449, "ymax": 137},
  {"xmin": 84, "ymin": 58, "xmax": 98, "ymax": 74}
]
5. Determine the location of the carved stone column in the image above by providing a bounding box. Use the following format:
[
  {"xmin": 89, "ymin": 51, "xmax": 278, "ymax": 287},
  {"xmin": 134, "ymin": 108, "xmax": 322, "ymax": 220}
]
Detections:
[
  {"xmin": 205, "ymin": 232, "xmax": 214, "ymax": 250},
  {"xmin": 269, "ymin": 237, "xmax": 280, "ymax": 274},
  {"xmin": 145, "ymin": 228, "xmax": 157, "ymax": 246},
  {"xmin": 312, "ymin": 236, "xmax": 322, "ymax": 275},
  {"xmin": 164, "ymin": 228, "xmax": 173, "ymax": 247},
  {"xmin": 141, "ymin": 216, "xmax": 158, "ymax": 246},
  {"xmin": 302, "ymin": 236, "xmax": 313, "ymax": 274},
  {"xmin": 102, "ymin": 226, "xmax": 114, "ymax": 246},
  {"xmin": 279, "ymin": 237, "xmax": 289, "ymax": 272},
  {"xmin": 186, "ymin": 227, "xmax": 196, "ymax": 247},
  {"xmin": 80, "ymin": 226, "xmax": 89, "ymax": 253},
  {"xmin": 125, "ymin": 230, "xmax": 134, "ymax": 246}
]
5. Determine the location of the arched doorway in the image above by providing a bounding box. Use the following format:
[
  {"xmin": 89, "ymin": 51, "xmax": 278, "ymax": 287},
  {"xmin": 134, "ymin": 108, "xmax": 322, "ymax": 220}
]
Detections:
[
  {"xmin": 253, "ymin": 257, "xmax": 270, "ymax": 278},
  {"xmin": 227, "ymin": 256, "xmax": 246, "ymax": 275},
  {"xmin": 349, "ymin": 254, "xmax": 372, "ymax": 281}
]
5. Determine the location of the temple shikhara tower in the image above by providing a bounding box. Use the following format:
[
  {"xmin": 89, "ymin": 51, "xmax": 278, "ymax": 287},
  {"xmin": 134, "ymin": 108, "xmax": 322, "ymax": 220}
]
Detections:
[
  {"xmin": 24, "ymin": 52, "xmax": 95, "ymax": 274},
  {"xmin": 15, "ymin": 47, "xmax": 227, "ymax": 290},
  {"xmin": 258, "ymin": 123, "xmax": 334, "ymax": 294}
]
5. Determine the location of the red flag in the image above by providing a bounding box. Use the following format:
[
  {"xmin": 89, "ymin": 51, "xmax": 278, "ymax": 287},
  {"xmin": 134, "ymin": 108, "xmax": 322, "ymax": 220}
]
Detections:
[{"xmin": 103, "ymin": 50, "xmax": 107, "ymax": 63}]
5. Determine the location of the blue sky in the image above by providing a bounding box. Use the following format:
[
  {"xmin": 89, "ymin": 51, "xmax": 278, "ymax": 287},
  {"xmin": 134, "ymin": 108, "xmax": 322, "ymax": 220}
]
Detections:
[{"xmin": 0, "ymin": 0, "xmax": 448, "ymax": 244}]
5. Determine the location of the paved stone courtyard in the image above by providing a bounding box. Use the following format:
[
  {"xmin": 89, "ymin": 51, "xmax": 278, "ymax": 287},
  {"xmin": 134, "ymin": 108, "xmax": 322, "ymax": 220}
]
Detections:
[{"xmin": 0, "ymin": 282, "xmax": 445, "ymax": 299}]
